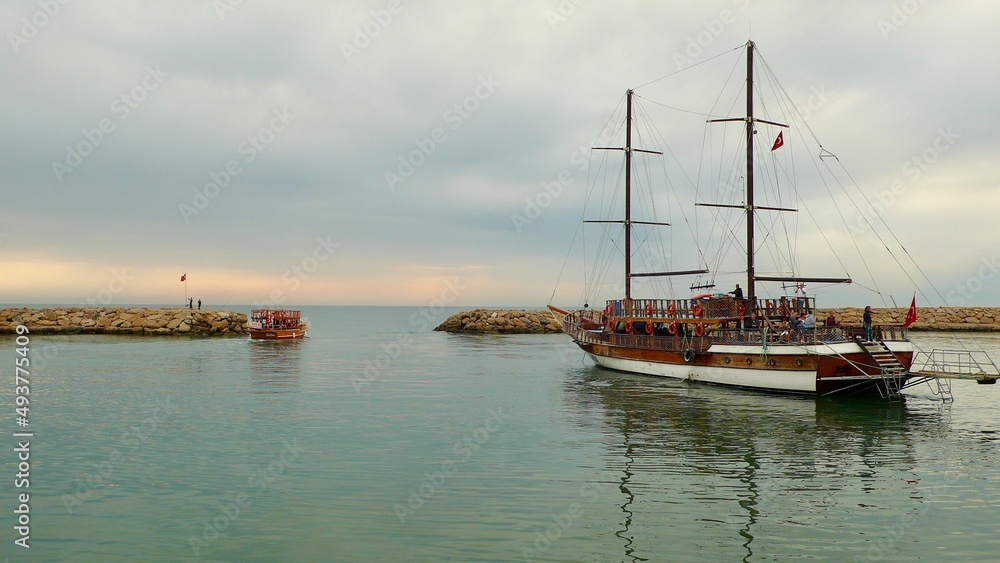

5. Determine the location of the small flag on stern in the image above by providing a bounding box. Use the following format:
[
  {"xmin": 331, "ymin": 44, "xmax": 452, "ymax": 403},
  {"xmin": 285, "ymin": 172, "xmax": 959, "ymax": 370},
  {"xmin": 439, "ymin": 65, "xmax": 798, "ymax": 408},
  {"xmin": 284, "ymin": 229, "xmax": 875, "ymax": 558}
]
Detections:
[
  {"xmin": 904, "ymin": 294, "xmax": 917, "ymax": 327},
  {"xmin": 180, "ymin": 273, "xmax": 187, "ymax": 282},
  {"xmin": 770, "ymin": 131, "xmax": 784, "ymax": 151}
]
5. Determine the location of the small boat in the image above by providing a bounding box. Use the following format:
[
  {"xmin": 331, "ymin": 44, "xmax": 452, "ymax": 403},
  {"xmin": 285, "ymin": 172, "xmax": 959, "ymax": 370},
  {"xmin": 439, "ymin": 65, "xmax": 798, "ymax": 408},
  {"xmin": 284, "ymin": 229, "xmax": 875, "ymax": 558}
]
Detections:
[{"xmin": 247, "ymin": 309, "xmax": 309, "ymax": 340}]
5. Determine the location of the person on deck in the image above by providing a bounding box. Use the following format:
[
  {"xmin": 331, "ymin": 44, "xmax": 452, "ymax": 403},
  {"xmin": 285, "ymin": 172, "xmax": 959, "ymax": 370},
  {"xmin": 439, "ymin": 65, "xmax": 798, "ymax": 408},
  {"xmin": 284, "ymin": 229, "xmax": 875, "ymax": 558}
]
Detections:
[
  {"xmin": 730, "ymin": 284, "xmax": 744, "ymax": 300},
  {"xmin": 863, "ymin": 306, "xmax": 874, "ymax": 341},
  {"xmin": 730, "ymin": 284, "xmax": 744, "ymax": 330},
  {"xmin": 825, "ymin": 312, "xmax": 838, "ymax": 327},
  {"xmin": 795, "ymin": 283, "xmax": 807, "ymax": 311},
  {"xmin": 803, "ymin": 312, "xmax": 816, "ymax": 335}
]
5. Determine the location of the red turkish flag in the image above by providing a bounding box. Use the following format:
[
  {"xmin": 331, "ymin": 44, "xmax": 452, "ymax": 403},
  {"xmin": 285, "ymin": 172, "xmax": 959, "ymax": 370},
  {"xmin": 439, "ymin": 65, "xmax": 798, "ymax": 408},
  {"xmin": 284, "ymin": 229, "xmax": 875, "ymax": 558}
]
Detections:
[
  {"xmin": 770, "ymin": 131, "xmax": 784, "ymax": 151},
  {"xmin": 180, "ymin": 273, "xmax": 186, "ymax": 282},
  {"xmin": 903, "ymin": 294, "xmax": 917, "ymax": 327}
]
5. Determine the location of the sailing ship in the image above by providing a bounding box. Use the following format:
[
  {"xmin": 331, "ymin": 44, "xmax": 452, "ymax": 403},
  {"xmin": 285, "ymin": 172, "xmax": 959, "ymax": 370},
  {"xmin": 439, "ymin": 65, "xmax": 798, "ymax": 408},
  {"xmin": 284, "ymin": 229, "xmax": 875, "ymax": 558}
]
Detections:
[
  {"xmin": 549, "ymin": 41, "xmax": 996, "ymax": 397},
  {"xmin": 248, "ymin": 309, "xmax": 309, "ymax": 340}
]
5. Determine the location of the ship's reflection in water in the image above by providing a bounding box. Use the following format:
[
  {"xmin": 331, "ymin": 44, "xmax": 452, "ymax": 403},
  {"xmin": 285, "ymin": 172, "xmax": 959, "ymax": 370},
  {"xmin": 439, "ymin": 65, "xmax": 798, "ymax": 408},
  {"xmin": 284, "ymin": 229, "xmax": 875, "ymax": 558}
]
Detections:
[
  {"xmin": 248, "ymin": 338, "xmax": 304, "ymax": 394},
  {"xmin": 563, "ymin": 365, "xmax": 947, "ymax": 562}
]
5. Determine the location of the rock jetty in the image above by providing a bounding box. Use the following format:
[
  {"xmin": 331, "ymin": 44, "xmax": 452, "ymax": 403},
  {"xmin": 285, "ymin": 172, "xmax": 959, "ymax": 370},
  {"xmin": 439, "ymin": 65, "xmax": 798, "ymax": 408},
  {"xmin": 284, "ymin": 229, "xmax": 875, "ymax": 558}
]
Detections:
[
  {"xmin": 434, "ymin": 309, "xmax": 563, "ymax": 334},
  {"xmin": 818, "ymin": 306, "xmax": 1000, "ymax": 332},
  {"xmin": 0, "ymin": 307, "xmax": 247, "ymax": 335},
  {"xmin": 436, "ymin": 306, "xmax": 1000, "ymax": 334}
]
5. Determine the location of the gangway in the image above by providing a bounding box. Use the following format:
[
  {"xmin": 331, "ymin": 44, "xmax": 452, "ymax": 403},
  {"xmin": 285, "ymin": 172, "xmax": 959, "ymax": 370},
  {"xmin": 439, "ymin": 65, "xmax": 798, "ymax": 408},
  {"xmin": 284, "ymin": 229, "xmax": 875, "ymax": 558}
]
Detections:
[{"xmin": 901, "ymin": 348, "xmax": 1000, "ymax": 401}]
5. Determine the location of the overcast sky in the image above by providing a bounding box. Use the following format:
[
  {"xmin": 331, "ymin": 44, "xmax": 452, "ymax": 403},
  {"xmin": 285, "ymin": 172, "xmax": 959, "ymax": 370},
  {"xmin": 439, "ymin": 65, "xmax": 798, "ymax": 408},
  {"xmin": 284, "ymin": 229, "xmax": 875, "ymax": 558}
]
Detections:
[{"xmin": 2, "ymin": 1, "xmax": 998, "ymax": 308}]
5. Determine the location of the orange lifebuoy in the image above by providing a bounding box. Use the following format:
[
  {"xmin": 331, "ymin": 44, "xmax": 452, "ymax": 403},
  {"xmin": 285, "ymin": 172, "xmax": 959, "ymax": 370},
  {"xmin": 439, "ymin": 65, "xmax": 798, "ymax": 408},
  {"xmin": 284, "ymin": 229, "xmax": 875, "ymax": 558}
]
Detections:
[
  {"xmin": 667, "ymin": 302, "xmax": 677, "ymax": 316},
  {"xmin": 692, "ymin": 303, "xmax": 704, "ymax": 317},
  {"xmin": 668, "ymin": 322, "xmax": 678, "ymax": 335},
  {"xmin": 737, "ymin": 303, "xmax": 746, "ymax": 316},
  {"xmin": 625, "ymin": 320, "xmax": 634, "ymax": 334},
  {"xmin": 605, "ymin": 303, "xmax": 612, "ymax": 316},
  {"xmin": 645, "ymin": 321, "xmax": 654, "ymax": 335},
  {"xmin": 766, "ymin": 300, "xmax": 775, "ymax": 313},
  {"xmin": 606, "ymin": 318, "xmax": 614, "ymax": 331},
  {"xmin": 695, "ymin": 323, "xmax": 706, "ymax": 337},
  {"xmin": 645, "ymin": 302, "xmax": 653, "ymax": 317}
]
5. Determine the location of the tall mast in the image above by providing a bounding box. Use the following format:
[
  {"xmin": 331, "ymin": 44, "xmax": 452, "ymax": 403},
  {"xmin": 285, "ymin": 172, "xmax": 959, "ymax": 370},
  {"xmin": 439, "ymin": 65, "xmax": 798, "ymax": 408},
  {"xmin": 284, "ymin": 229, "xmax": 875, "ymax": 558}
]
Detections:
[
  {"xmin": 590, "ymin": 91, "xmax": 694, "ymax": 300},
  {"xmin": 745, "ymin": 41, "xmax": 756, "ymax": 308},
  {"xmin": 625, "ymin": 89, "xmax": 633, "ymax": 299},
  {"xmin": 701, "ymin": 42, "xmax": 851, "ymax": 300}
]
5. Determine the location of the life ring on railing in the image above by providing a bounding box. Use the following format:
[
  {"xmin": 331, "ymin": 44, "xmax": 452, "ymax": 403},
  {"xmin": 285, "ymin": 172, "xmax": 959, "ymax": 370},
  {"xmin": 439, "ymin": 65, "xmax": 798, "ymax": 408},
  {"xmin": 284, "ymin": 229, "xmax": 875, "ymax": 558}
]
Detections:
[
  {"xmin": 668, "ymin": 322, "xmax": 678, "ymax": 335},
  {"xmin": 692, "ymin": 303, "xmax": 704, "ymax": 317},
  {"xmin": 736, "ymin": 302, "xmax": 746, "ymax": 316},
  {"xmin": 625, "ymin": 320, "xmax": 634, "ymax": 334},
  {"xmin": 683, "ymin": 348, "xmax": 695, "ymax": 363},
  {"xmin": 605, "ymin": 303, "xmax": 612, "ymax": 316},
  {"xmin": 765, "ymin": 300, "xmax": 775, "ymax": 314},
  {"xmin": 694, "ymin": 323, "xmax": 706, "ymax": 337},
  {"xmin": 645, "ymin": 322, "xmax": 654, "ymax": 335},
  {"xmin": 606, "ymin": 318, "xmax": 614, "ymax": 332},
  {"xmin": 645, "ymin": 302, "xmax": 653, "ymax": 317},
  {"xmin": 667, "ymin": 302, "xmax": 677, "ymax": 316}
]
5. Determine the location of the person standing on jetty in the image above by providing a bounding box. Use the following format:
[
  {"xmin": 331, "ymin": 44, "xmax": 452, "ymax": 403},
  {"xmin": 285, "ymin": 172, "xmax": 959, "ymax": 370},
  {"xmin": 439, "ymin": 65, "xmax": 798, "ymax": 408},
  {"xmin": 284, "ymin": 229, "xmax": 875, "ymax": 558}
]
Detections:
[{"xmin": 863, "ymin": 306, "xmax": 874, "ymax": 341}]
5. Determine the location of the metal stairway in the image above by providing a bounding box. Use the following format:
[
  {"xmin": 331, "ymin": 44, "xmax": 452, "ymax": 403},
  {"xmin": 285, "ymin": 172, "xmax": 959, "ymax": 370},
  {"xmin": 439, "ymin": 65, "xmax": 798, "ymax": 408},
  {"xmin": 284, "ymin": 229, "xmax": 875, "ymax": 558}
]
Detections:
[{"xmin": 857, "ymin": 339, "xmax": 907, "ymax": 398}]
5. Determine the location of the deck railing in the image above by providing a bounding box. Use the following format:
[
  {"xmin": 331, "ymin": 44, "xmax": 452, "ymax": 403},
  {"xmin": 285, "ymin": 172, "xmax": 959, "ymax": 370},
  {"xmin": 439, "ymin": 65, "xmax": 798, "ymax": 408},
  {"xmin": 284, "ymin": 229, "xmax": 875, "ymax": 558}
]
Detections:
[
  {"xmin": 561, "ymin": 310, "xmax": 908, "ymax": 352},
  {"xmin": 604, "ymin": 296, "xmax": 817, "ymax": 320}
]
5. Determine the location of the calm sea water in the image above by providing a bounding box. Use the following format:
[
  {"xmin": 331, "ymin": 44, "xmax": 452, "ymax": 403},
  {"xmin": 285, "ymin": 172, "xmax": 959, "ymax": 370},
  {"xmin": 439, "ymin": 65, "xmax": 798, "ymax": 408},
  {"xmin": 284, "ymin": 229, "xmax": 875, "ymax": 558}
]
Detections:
[{"xmin": 2, "ymin": 306, "xmax": 999, "ymax": 561}]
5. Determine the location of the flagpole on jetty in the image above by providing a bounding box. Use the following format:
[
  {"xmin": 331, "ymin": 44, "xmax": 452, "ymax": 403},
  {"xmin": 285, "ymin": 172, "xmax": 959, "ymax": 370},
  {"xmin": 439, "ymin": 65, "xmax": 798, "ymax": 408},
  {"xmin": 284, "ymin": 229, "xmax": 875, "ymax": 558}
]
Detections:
[{"xmin": 181, "ymin": 272, "xmax": 188, "ymax": 308}]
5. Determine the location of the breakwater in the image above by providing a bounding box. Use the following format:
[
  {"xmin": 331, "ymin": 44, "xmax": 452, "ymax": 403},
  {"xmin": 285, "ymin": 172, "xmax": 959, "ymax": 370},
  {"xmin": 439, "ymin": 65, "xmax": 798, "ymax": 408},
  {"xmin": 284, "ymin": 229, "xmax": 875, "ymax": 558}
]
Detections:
[
  {"xmin": 436, "ymin": 306, "xmax": 1000, "ymax": 334},
  {"xmin": 0, "ymin": 307, "xmax": 247, "ymax": 335},
  {"xmin": 818, "ymin": 306, "xmax": 1000, "ymax": 331},
  {"xmin": 434, "ymin": 309, "xmax": 563, "ymax": 334}
]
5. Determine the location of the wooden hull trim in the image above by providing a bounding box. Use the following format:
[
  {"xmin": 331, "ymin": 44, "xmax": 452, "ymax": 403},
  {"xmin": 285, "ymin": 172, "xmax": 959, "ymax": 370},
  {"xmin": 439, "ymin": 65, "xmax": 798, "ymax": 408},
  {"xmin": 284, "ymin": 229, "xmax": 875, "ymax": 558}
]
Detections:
[{"xmin": 249, "ymin": 328, "xmax": 307, "ymax": 340}]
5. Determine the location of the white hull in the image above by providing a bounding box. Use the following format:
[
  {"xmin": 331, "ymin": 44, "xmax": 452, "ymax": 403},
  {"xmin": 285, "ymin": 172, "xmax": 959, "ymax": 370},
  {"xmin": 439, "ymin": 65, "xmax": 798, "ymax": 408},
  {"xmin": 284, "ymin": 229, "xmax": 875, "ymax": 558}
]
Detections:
[{"xmin": 590, "ymin": 353, "xmax": 817, "ymax": 393}]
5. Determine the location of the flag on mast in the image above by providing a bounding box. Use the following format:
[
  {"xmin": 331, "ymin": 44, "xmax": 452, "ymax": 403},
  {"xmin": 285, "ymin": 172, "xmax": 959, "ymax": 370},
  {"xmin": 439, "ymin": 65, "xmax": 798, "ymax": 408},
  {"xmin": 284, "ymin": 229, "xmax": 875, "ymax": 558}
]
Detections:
[
  {"xmin": 180, "ymin": 273, "xmax": 186, "ymax": 282},
  {"xmin": 770, "ymin": 131, "xmax": 784, "ymax": 151},
  {"xmin": 904, "ymin": 294, "xmax": 917, "ymax": 327}
]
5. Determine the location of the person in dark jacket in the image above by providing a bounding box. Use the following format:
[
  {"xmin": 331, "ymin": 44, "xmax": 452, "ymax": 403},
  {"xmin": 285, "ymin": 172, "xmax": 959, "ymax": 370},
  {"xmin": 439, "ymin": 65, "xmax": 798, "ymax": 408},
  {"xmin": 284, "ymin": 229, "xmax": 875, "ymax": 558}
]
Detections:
[{"xmin": 863, "ymin": 306, "xmax": 874, "ymax": 341}]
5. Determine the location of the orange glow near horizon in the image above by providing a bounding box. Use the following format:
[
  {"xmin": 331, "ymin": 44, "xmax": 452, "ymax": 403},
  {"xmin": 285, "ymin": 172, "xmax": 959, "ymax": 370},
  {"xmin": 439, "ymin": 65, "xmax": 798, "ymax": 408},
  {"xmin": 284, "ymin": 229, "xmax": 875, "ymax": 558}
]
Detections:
[{"xmin": 4, "ymin": 259, "xmax": 555, "ymax": 307}]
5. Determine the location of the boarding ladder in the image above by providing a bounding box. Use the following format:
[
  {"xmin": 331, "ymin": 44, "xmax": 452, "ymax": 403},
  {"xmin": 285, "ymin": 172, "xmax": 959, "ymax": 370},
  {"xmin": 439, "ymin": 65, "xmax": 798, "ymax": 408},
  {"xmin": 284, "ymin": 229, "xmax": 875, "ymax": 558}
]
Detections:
[
  {"xmin": 906, "ymin": 348, "xmax": 1000, "ymax": 401},
  {"xmin": 857, "ymin": 338, "xmax": 907, "ymax": 399}
]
